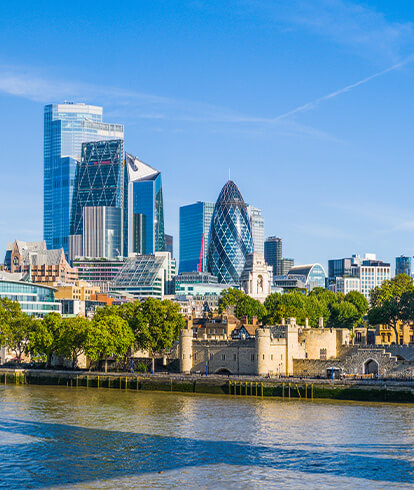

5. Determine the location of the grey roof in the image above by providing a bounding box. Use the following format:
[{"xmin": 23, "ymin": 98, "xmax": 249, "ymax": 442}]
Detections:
[{"xmin": 22, "ymin": 248, "xmax": 65, "ymax": 266}]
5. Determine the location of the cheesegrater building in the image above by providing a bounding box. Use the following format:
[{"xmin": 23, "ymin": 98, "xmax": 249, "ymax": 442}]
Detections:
[{"xmin": 207, "ymin": 180, "xmax": 254, "ymax": 284}]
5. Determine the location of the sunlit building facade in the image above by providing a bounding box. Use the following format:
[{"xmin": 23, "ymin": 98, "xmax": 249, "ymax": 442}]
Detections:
[
  {"xmin": 207, "ymin": 180, "xmax": 254, "ymax": 284},
  {"xmin": 126, "ymin": 153, "xmax": 165, "ymax": 255},
  {"xmin": 179, "ymin": 201, "xmax": 215, "ymax": 273},
  {"xmin": 44, "ymin": 103, "xmax": 124, "ymax": 252}
]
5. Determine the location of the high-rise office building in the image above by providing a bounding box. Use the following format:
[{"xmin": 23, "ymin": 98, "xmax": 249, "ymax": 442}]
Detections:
[
  {"xmin": 44, "ymin": 103, "xmax": 124, "ymax": 252},
  {"xmin": 207, "ymin": 180, "xmax": 253, "ymax": 284},
  {"xmin": 264, "ymin": 236, "xmax": 282, "ymax": 277},
  {"xmin": 328, "ymin": 257, "xmax": 353, "ymax": 284},
  {"xmin": 70, "ymin": 139, "xmax": 126, "ymax": 258},
  {"xmin": 126, "ymin": 153, "xmax": 165, "ymax": 255},
  {"xmin": 247, "ymin": 205, "xmax": 264, "ymax": 255},
  {"xmin": 165, "ymin": 234, "xmax": 173, "ymax": 257},
  {"xmin": 281, "ymin": 258, "xmax": 294, "ymax": 275},
  {"xmin": 179, "ymin": 201, "xmax": 215, "ymax": 273},
  {"xmin": 396, "ymin": 255, "xmax": 412, "ymax": 277}
]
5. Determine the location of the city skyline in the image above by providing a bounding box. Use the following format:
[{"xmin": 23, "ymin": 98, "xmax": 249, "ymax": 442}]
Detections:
[{"xmin": 2, "ymin": 2, "xmax": 414, "ymax": 269}]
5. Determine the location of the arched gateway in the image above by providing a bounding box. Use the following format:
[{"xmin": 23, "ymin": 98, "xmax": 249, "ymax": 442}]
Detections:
[{"xmin": 364, "ymin": 359, "xmax": 379, "ymax": 375}]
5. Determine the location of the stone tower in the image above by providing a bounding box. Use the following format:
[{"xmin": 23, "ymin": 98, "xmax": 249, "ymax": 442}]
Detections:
[
  {"xmin": 240, "ymin": 252, "xmax": 272, "ymax": 303},
  {"xmin": 255, "ymin": 327, "xmax": 272, "ymax": 376},
  {"xmin": 179, "ymin": 329, "xmax": 193, "ymax": 373}
]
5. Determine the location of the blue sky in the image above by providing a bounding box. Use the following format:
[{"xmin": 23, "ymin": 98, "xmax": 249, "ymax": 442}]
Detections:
[{"xmin": 1, "ymin": 0, "xmax": 414, "ymax": 271}]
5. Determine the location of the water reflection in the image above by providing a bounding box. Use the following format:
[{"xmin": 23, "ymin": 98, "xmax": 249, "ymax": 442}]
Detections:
[{"xmin": 0, "ymin": 386, "xmax": 413, "ymax": 488}]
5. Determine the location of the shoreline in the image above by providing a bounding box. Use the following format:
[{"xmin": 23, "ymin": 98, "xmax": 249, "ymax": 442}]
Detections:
[
  {"xmin": 0, "ymin": 368, "xmax": 414, "ymax": 403},
  {"xmin": 1, "ymin": 368, "xmax": 414, "ymax": 403}
]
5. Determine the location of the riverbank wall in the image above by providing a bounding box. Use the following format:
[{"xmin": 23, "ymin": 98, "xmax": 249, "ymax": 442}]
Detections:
[{"xmin": 1, "ymin": 368, "xmax": 414, "ymax": 403}]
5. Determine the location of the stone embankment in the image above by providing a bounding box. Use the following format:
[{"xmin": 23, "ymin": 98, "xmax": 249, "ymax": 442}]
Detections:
[{"xmin": 1, "ymin": 368, "xmax": 414, "ymax": 403}]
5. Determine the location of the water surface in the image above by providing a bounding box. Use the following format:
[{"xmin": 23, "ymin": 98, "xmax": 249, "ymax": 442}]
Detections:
[{"xmin": 0, "ymin": 385, "xmax": 413, "ymax": 488}]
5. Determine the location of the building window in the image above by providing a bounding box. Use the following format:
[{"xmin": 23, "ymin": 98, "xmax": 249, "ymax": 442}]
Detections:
[
  {"xmin": 271, "ymin": 354, "xmax": 273, "ymax": 361},
  {"xmin": 233, "ymin": 354, "xmax": 237, "ymax": 361},
  {"xmin": 262, "ymin": 354, "xmax": 265, "ymax": 360},
  {"xmin": 320, "ymin": 348, "xmax": 327, "ymax": 360},
  {"xmin": 222, "ymin": 354, "xmax": 226, "ymax": 361},
  {"xmin": 194, "ymin": 353, "xmax": 197, "ymax": 361},
  {"xmin": 251, "ymin": 354, "xmax": 255, "ymax": 361}
]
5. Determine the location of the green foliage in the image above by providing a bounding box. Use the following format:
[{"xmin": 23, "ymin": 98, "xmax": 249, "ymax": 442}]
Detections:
[
  {"xmin": 345, "ymin": 291, "xmax": 369, "ymax": 317},
  {"xmin": 218, "ymin": 288, "xmax": 246, "ymax": 313},
  {"xmin": 368, "ymin": 274, "xmax": 414, "ymax": 344},
  {"xmin": 84, "ymin": 314, "xmax": 135, "ymax": 366},
  {"xmin": 235, "ymin": 295, "xmax": 267, "ymax": 322},
  {"xmin": 135, "ymin": 361, "xmax": 148, "ymax": 373},
  {"xmin": 29, "ymin": 312, "xmax": 62, "ymax": 367},
  {"xmin": 329, "ymin": 302, "xmax": 360, "ymax": 329},
  {"xmin": 58, "ymin": 317, "xmax": 89, "ymax": 368}
]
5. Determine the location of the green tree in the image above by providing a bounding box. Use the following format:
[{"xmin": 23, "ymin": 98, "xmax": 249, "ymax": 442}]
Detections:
[
  {"xmin": 263, "ymin": 292, "xmax": 282, "ymax": 324},
  {"xmin": 29, "ymin": 312, "xmax": 62, "ymax": 367},
  {"xmin": 0, "ymin": 297, "xmax": 23, "ymax": 347},
  {"xmin": 235, "ymin": 295, "xmax": 267, "ymax": 323},
  {"xmin": 5, "ymin": 313, "xmax": 38, "ymax": 363},
  {"xmin": 84, "ymin": 314, "xmax": 135, "ymax": 372},
  {"xmin": 345, "ymin": 291, "xmax": 369, "ymax": 318},
  {"xmin": 58, "ymin": 317, "xmax": 90, "ymax": 369},
  {"xmin": 140, "ymin": 298, "xmax": 185, "ymax": 373},
  {"xmin": 329, "ymin": 301, "xmax": 360, "ymax": 329},
  {"xmin": 218, "ymin": 288, "xmax": 246, "ymax": 313},
  {"xmin": 368, "ymin": 274, "xmax": 414, "ymax": 344}
]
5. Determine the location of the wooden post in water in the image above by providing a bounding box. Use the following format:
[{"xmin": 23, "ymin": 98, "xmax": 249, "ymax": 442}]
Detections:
[
  {"xmin": 305, "ymin": 383, "xmax": 308, "ymax": 400},
  {"xmin": 282, "ymin": 383, "xmax": 285, "ymax": 400},
  {"xmin": 311, "ymin": 384, "xmax": 314, "ymax": 400},
  {"xmin": 125, "ymin": 377, "xmax": 128, "ymax": 390},
  {"xmin": 288, "ymin": 383, "xmax": 291, "ymax": 400},
  {"xmin": 98, "ymin": 376, "xmax": 100, "ymax": 389},
  {"xmin": 261, "ymin": 382, "xmax": 264, "ymax": 397}
]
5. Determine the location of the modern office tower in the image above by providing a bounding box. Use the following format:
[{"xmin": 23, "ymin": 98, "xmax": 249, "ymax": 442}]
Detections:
[
  {"xmin": 351, "ymin": 256, "xmax": 391, "ymax": 300},
  {"xmin": 281, "ymin": 258, "xmax": 294, "ymax": 275},
  {"xmin": 126, "ymin": 153, "xmax": 165, "ymax": 255},
  {"xmin": 82, "ymin": 206, "xmax": 123, "ymax": 259},
  {"xmin": 165, "ymin": 234, "xmax": 173, "ymax": 257},
  {"xmin": 396, "ymin": 255, "xmax": 412, "ymax": 276},
  {"xmin": 72, "ymin": 258, "xmax": 125, "ymax": 292},
  {"xmin": 286, "ymin": 264, "xmax": 327, "ymax": 290},
  {"xmin": 335, "ymin": 277, "xmax": 361, "ymax": 294},
  {"xmin": 111, "ymin": 252, "xmax": 175, "ymax": 299},
  {"xmin": 44, "ymin": 103, "xmax": 124, "ymax": 252},
  {"xmin": 70, "ymin": 139, "xmax": 126, "ymax": 258},
  {"xmin": 207, "ymin": 180, "xmax": 254, "ymax": 284},
  {"xmin": 264, "ymin": 236, "xmax": 282, "ymax": 277},
  {"xmin": 246, "ymin": 205, "xmax": 264, "ymax": 255},
  {"xmin": 328, "ymin": 257, "xmax": 353, "ymax": 284},
  {"xmin": 179, "ymin": 201, "xmax": 215, "ymax": 273}
]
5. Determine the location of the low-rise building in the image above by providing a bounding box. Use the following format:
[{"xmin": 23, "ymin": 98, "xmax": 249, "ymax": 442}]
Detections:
[
  {"xmin": 72, "ymin": 258, "xmax": 125, "ymax": 292},
  {"xmin": 54, "ymin": 280, "xmax": 100, "ymax": 301}
]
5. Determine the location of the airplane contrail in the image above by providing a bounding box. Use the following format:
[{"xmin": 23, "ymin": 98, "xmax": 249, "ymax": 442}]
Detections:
[{"xmin": 273, "ymin": 56, "xmax": 414, "ymax": 121}]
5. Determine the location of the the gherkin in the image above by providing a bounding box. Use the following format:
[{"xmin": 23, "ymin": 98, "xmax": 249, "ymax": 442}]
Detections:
[{"xmin": 207, "ymin": 180, "xmax": 254, "ymax": 284}]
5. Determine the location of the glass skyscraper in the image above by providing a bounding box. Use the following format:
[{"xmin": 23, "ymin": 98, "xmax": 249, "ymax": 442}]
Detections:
[
  {"xmin": 126, "ymin": 153, "xmax": 165, "ymax": 255},
  {"xmin": 264, "ymin": 236, "xmax": 282, "ymax": 277},
  {"xmin": 396, "ymin": 255, "xmax": 412, "ymax": 277},
  {"xmin": 179, "ymin": 201, "xmax": 215, "ymax": 273},
  {"xmin": 70, "ymin": 139, "xmax": 126, "ymax": 258},
  {"xmin": 247, "ymin": 205, "xmax": 264, "ymax": 255},
  {"xmin": 207, "ymin": 180, "xmax": 254, "ymax": 284},
  {"xmin": 43, "ymin": 103, "xmax": 124, "ymax": 252}
]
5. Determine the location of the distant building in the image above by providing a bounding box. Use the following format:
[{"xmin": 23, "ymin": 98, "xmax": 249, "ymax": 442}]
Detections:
[
  {"xmin": 273, "ymin": 275, "xmax": 307, "ymax": 292},
  {"xmin": 173, "ymin": 271, "xmax": 225, "ymax": 297},
  {"xmin": 351, "ymin": 257, "xmax": 391, "ymax": 300},
  {"xmin": 8, "ymin": 240, "xmax": 77, "ymax": 285},
  {"xmin": 328, "ymin": 257, "xmax": 353, "ymax": 285},
  {"xmin": 264, "ymin": 236, "xmax": 282, "ymax": 277},
  {"xmin": 0, "ymin": 271, "xmax": 61, "ymax": 318},
  {"xmin": 207, "ymin": 180, "xmax": 254, "ymax": 284},
  {"xmin": 334, "ymin": 277, "xmax": 361, "ymax": 295},
  {"xmin": 240, "ymin": 253, "xmax": 272, "ymax": 303},
  {"xmin": 69, "ymin": 139, "xmax": 126, "ymax": 259},
  {"xmin": 396, "ymin": 256, "xmax": 412, "ymax": 277},
  {"xmin": 179, "ymin": 201, "xmax": 214, "ymax": 273},
  {"xmin": 54, "ymin": 280, "xmax": 100, "ymax": 301},
  {"xmin": 247, "ymin": 205, "xmax": 265, "ymax": 255},
  {"xmin": 165, "ymin": 234, "xmax": 173, "ymax": 257},
  {"xmin": 281, "ymin": 258, "xmax": 294, "ymax": 275},
  {"xmin": 287, "ymin": 264, "xmax": 327, "ymax": 291},
  {"xmin": 72, "ymin": 258, "xmax": 125, "ymax": 292},
  {"xmin": 126, "ymin": 153, "xmax": 165, "ymax": 255},
  {"xmin": 44, "ymin": 103, "xmax": 124, "ymax": 252},
  {"xmin": 111, "ymin": 252, "xmax": 175, "ymax": 299}
]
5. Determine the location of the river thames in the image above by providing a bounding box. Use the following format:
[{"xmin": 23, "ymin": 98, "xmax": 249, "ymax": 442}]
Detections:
[{"xmin": 0, "ymin": 384, "xmax": 413, "ymax": 488}]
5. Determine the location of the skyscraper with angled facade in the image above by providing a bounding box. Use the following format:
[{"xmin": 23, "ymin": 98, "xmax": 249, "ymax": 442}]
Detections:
[
  {"xmin": 43, "ymin": 103, "xmax": 124, "ymax": 253},
  {"xmin": 126, "ymin": 153, "xmax": 165, "ymax": 255},
  {"xmin": 179, "ymin": 201, "xmax": 214, "ymax": 273},
  {"xmin": 264, "ymin": 236, "xmax": 282, "ymax": 277},
  {"xmin": 69, "ymin": 139, "xmax": 126, "ymax": 259},
  {"xmin": 207, "ymin": 180, "xmax": 253, "ymax": 284}
]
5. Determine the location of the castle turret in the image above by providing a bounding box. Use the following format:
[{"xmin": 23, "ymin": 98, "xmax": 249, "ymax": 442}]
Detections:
[
  {"xmin": 255, "ymin": 327, "xmax": 271, "ymax": 376},
  {"xmin": 179, "ymin": 329, "xmax": 193, "ymax": 373}
]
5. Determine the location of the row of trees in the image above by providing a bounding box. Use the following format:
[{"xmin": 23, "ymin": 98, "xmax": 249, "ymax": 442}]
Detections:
[
  {"xmin": 219, "ymin": 287, "xmax": 369, "ymax": 329},
  {"xmin": 0, "ymin": 298, "xmax": 185, "ymax": 370}
]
